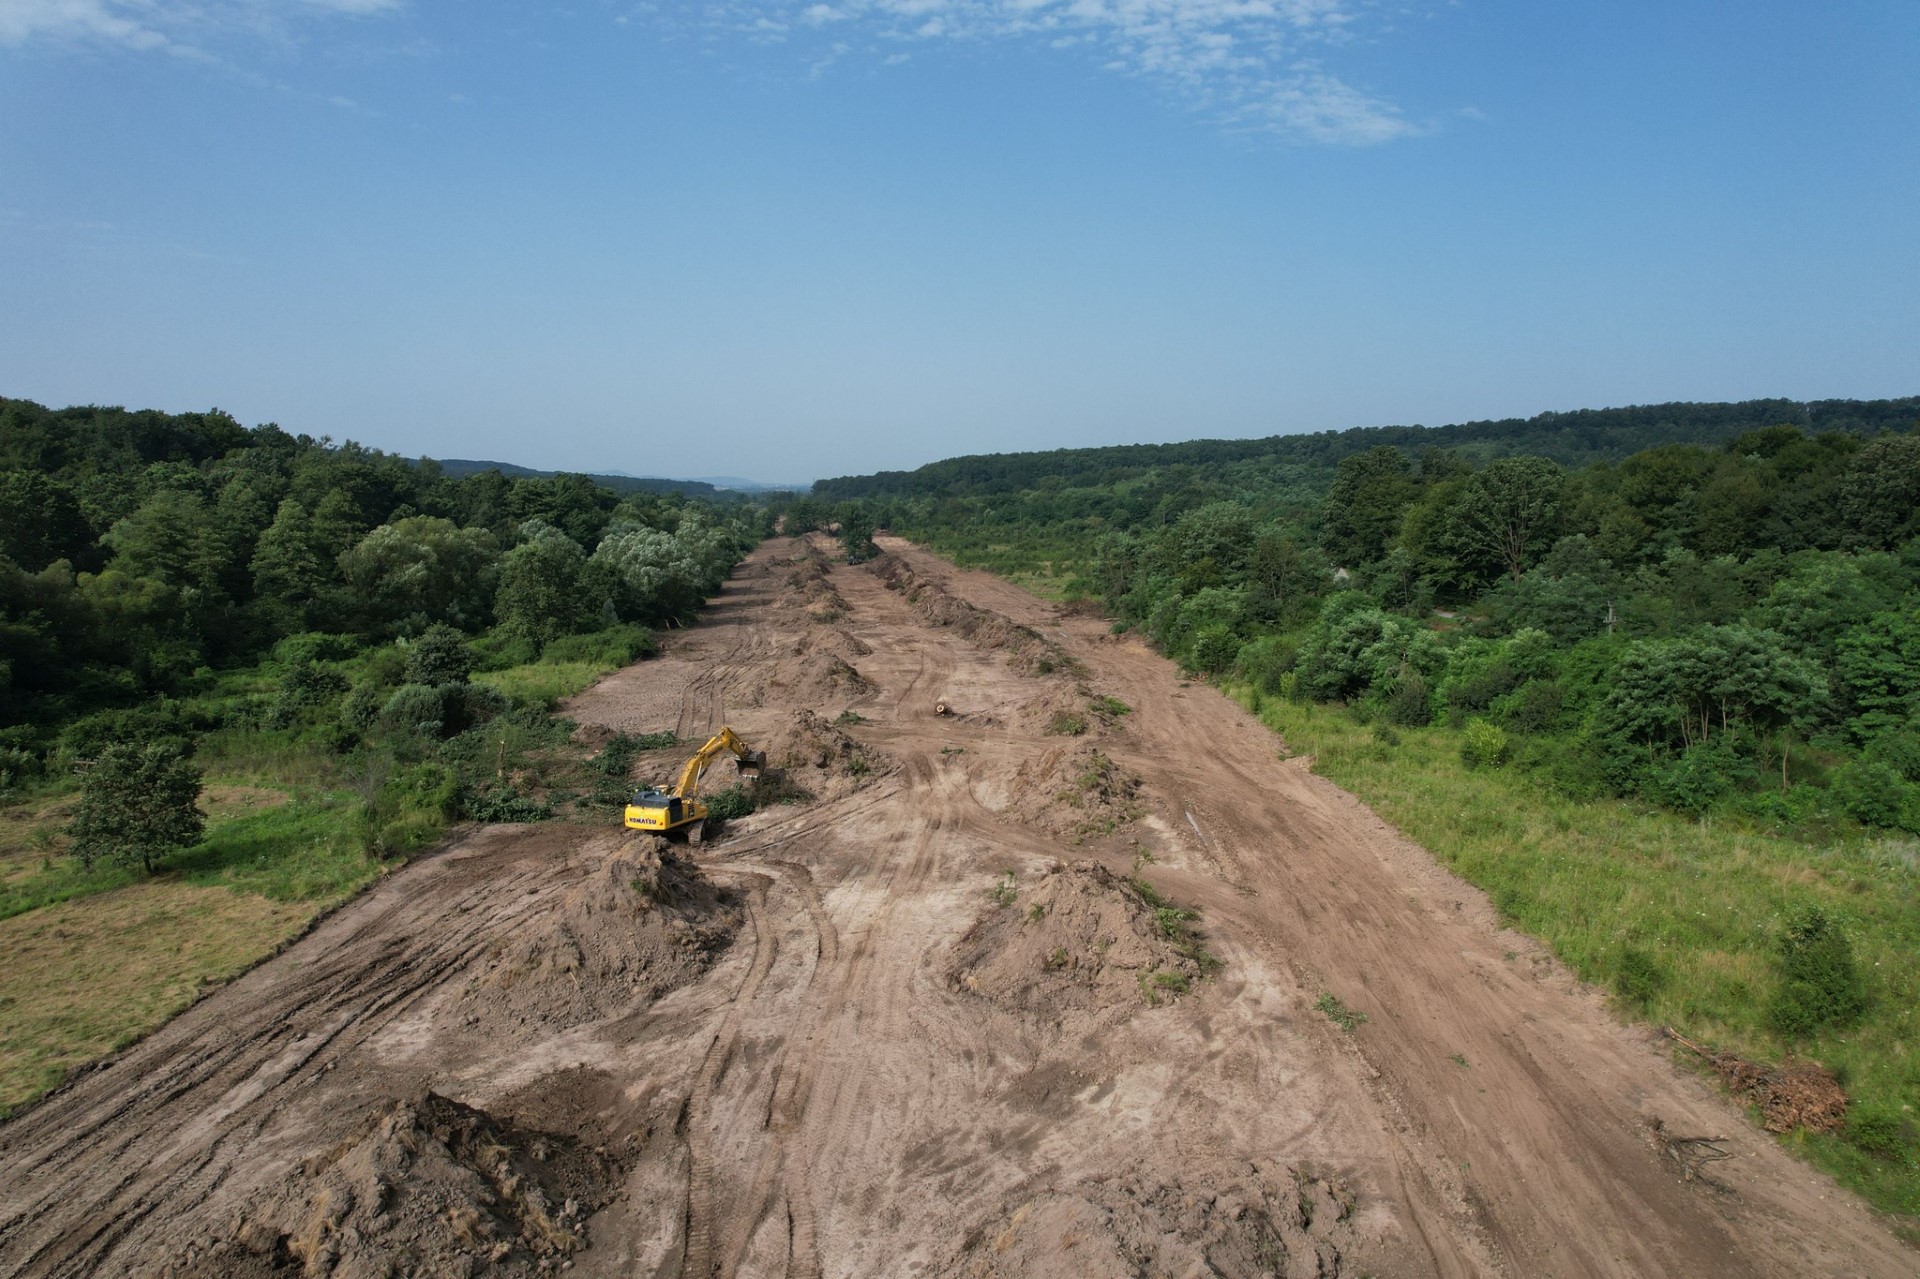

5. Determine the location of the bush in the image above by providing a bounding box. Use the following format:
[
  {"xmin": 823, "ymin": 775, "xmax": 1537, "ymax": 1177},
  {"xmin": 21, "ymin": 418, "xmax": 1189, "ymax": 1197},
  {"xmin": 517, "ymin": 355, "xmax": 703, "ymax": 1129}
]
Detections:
[
  {"xmin": 1865, "ymin": 729, "xmax": 1920, "ymax": 783},
  {"xmin": 705, "ymin": 784, "xmax": 756, "ymax": 821},
  {"xmin": 1829, "ymin": 759, "xmax": 1917, "ymax": 831},
  {"xmin": 1496, "ymin": 678, "xmax": 1565, "ymax": 733},
  {"xmin": 381, "ymin": 684, "xmax": 451, "ymax": 738},
  {"xmin": 404, "ymin": 624, "xmax": 476, "ymax": 687},
  {"xmin": 1383, "ymin": 672, "xmax": 1433, "ymax": 727},
  {"xmin": 1647, "ymin": 739, "xmax": 1752, "ymax": 817},
  {"xmin": 271, "ymin": 631, "xmax": 362, "ymax": 665},
  {"xmin": 1188, "ymin": 623, "xmax": 1242, "ymax": 676},
  {"xmin": 462, "ymin": 786, "xmax": 552, "ymax": 823},
  {"xmin": 1845, "ymin": 1102, "xmax": 1917, "ymax": 1163},
  {"xmin": 542, "ymin": 624, "xmax": 656, "ymax": 666},
  {"xmin": 1460, "ymin": 719, "xmax": 1510, "ymax": 769},
  {"xmin": 1046, "ymin": 711, "xmax": 1089, "ymax": 736},
  {"xmin": 1767, "ymin": 905, "xmax": 1867, "ymax": 1039},
  {"xmin": 1613, "ymin": 945, "xmax": 1667, "ymax": 1009}
]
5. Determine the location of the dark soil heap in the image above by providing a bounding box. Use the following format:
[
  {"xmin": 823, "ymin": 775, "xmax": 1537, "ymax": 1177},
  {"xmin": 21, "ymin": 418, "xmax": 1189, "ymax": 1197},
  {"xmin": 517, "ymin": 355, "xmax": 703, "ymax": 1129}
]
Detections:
[
  {"xmin": 938, "ymin": 1164, "xmax": 1358, "ymax": 1279},
  {"xmin": 184, "ymin": 1091, "xmax": 628, "ymax": 1278},
  {"xmin": 453, "ymin": 835, "xmax": 739, "ymax": 1033},
  {"xmin": 949, "ymin": 861, "xmax": 1215, "ymax": 1032}
]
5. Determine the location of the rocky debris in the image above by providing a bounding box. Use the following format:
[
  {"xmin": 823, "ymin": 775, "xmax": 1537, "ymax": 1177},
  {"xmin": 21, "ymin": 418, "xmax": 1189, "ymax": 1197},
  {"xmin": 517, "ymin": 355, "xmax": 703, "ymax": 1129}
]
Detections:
[
  {"xmin": 949, "ymin": 861, "xmax": 1216, "ymax": 1031},
  {"xmin": 869, "ymin": 554, "xmax": 1072, "ymax": 677},
  {"xmin": 452, "ymin": 835, "xmax": 739, "ymax": 1033},
  {"xmin": 178, "ymin": 1091, "xmax": 627, "ymax": 1279},
  {"xmin": 937, "ymin": 1165, "xmax": 1357, "ymax": 1279}
]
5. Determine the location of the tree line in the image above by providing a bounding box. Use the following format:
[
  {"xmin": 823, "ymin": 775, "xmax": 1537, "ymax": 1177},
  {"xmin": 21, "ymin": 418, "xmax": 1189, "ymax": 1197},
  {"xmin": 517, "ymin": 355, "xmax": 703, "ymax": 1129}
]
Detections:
[{"xmin": 841, "ymin": 411, "xmax": 1920, "ymax": 833}]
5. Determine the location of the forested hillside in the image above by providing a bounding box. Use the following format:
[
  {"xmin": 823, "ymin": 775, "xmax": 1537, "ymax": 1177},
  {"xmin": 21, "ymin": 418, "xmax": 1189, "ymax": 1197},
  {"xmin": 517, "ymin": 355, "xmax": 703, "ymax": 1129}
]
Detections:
[{"xmin": 0, "ymin": 395, "xmax": 769, "ymax": 883}]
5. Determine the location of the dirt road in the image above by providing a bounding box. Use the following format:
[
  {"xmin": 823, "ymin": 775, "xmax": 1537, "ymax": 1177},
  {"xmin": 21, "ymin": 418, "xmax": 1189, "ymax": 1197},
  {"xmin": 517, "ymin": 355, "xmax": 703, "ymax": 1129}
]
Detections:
[{"xmin": 0, "ymin": 535, "xmax": 1911, "ymax": 1277}]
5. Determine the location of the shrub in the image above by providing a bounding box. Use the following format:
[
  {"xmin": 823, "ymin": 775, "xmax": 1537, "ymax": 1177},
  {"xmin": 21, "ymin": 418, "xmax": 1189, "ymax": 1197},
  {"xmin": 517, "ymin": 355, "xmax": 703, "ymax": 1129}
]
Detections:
[
  {"xmin": 1046, "ymin": 711, "xmax": 1089, "ymax": 736},
  {"xmin": 462, "ymin": 786, "xmax": 552, "ymax": 823},
  {"xmin": 1383, "ymin": 672, "xmax": 1432, "ymax": 727},
  {"xmin": 1188, "ymin": 623, "xmax": 1241, "ymax": 676},
  {"xmin": 1829, "ymin": 759, "xmax": 1917, "ymax": 831},
  {"xmin": 1865, "ymin": 729, "xmax": 1920, "ymax": 783},
  {"xmin": 271, "ymin": 631, "xmax": 362, "ymax": 665},
  {"xmin": 1497, "ymin": 678, "xmax": 1565, "ymax": 733},
  {"xmin": 381, "ymin": 684, "xmax": 451, "ymax": 738},
  {"xmin": 1647, "ymin": 739, "xmax": 1752, "ymax": 817},
  {"xmin": 1845, "ymin": 1102, "xmax": 1917, "ymax": 1163},
  {"xmin": 1613, "ymin": 945, "xmax": 1667, "ymax": 1009},
  {"xmin": 1460, "ymin": 719, "xmax": 1510, "ymax": 769},
  {"xmin": 1767, "ymin": 905, "xmax": 1867, "ymax": 1039},
  {"xmin": 404, "ymin": 624, "xmax": 476, "ymax": 687},
  {"xmin": 705, "ymin": 784, "xmax": 756, "ymax": 821},
  {"xmin": 542, "ymin": 624, "xmax": 656, "ymax": 666}
]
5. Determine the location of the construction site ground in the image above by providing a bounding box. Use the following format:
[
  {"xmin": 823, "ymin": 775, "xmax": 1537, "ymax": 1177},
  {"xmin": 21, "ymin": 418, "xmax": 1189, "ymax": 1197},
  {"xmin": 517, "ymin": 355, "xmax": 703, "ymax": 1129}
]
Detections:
[{"xmin": 0, "ymin": 535, "xmax": 1912, "ymax": 1278}]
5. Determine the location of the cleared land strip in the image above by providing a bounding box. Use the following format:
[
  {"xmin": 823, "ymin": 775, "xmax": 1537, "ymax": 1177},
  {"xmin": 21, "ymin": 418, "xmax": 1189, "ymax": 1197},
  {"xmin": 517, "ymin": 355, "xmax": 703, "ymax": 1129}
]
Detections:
[{"xmin": 0, "ymin": 535, "xmax": 1909, "ymax": 1277}]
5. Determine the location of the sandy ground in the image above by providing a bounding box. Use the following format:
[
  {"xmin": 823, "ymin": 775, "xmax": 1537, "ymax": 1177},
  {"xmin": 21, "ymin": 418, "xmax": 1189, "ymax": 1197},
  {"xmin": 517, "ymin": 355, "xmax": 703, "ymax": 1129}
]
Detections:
[{"xmin": 0, "ymin": 534, "xmax": 1912, "ymax": 1278}]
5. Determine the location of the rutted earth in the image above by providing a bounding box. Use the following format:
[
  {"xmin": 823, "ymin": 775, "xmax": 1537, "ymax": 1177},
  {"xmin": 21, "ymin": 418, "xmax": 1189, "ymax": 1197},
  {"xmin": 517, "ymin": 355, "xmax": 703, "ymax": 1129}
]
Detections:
[{"xmin": 0, "ymin": 535, "xmax": 1912, "ymax": 1278}]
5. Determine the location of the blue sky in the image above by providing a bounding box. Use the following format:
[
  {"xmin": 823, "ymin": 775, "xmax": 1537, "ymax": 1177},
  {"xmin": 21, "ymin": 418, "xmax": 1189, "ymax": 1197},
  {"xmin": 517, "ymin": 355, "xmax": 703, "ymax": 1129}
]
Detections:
[{"xmin": 2, "ymin": 2, "xmax": 1915, "ymax": 483}]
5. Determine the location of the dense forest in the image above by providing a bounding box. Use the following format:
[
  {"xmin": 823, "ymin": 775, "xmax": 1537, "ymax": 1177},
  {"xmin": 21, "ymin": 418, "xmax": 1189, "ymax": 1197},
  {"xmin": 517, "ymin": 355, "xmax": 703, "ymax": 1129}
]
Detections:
[
  {"xmin": 819, "ymin": 398, "xmax": 1920, "ymax": 833},
  {"xmin": 0, "ymin": 396, "xmax": 765, "ymax": 842}
]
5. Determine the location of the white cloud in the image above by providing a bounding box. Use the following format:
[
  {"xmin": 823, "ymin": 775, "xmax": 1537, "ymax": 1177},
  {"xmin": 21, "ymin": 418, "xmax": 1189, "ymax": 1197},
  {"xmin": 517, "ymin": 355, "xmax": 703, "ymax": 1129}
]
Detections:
[
  {"xmin": 0, "ymin": 0, "xmax": 402, "ymax": 51},
  {"xmin": 712, "ymin": 0, "xmax": 1423, "ymax": 145}
]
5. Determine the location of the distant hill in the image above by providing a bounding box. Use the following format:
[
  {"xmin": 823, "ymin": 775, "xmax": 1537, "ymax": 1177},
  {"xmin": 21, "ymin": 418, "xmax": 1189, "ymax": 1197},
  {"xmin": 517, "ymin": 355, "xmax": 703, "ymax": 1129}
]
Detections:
[
  {"xmin": 430, "ymin": 458, "xmax": 722, "ymax": 497},
  {"xmin": 813, "ymin": 396, "xmax": 1920, "ymax": 499}
]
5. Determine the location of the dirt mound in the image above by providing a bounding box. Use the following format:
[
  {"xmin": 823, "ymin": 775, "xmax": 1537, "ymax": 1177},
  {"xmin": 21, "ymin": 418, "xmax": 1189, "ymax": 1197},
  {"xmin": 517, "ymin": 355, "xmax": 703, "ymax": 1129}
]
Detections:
[
  {"xmin": 1668, "ymin": 1031, "xmax": 1848, "ymax": 1133},
  {"xmin": 949, "ymin": 861, "xmax": 1215, "ymax": 1028},
  {"xmin": 937, "ymin": 1164, "xmax": 1358, "ymax": 1278},
  {"xmin": 776, "ymin": 650, "xmax": 874, "ymax": 701},
  {"xmin": 451, "ymin": 835, "xmax": 739, "ymax": 1033},
  {"xmin": 780, "ymin": 547, "xmax": 849, "ymax": 622},
  {"xmin": 1002, "ymin": 745, "xmax": 1143, "ymax": 842},
  {"xmin": 870, "ymin": 554, "xmax": 1071, "ymax": 676},
  {"xmin": 759, "ymin": 709, "xmax": 889, "ymax": 792},
  {"xmin": 185, "ymin": 1091, "xmax": 627, "ymax": 1278}
]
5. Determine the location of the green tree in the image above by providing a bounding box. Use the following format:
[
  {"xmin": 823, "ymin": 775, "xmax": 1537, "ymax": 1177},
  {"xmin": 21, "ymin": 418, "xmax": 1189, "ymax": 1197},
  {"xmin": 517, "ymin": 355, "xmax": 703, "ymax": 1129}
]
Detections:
[
  {"xmin": 1838, "ymin": 434, "xmax": 1920, "ymax": 550},
  {"xmin": 67, "ymin": 740, "xmax": 206, "ymax": 873},
  {"xmin": 495, "ymin": 524, "xmax": 605, "ymax": 646},
  {"xmin": 1448, "ymin": 456, "xmax": 1564, "ymax": 582},
  {"xmin": 1320, "ymin": 446, "xmax": 1416, "ymax": 568},
  {"xmin": 337, "ymin": 517, "xmax": 500, "ymax": 634}
]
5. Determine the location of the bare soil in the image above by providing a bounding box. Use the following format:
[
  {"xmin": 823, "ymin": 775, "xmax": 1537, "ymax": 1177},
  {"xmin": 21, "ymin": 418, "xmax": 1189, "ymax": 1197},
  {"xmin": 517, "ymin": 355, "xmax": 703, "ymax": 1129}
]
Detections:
[{"xmin": 0, "ymin": 535, "xmax": 1913, "ymax": 1277}]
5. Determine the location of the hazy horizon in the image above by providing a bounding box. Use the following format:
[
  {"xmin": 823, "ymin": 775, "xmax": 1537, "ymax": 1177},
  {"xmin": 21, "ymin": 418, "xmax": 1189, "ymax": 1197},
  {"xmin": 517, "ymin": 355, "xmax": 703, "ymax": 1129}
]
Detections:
[{"xmin": 4, "ymin": 2, "xmax": 1916, "ymax": 480}]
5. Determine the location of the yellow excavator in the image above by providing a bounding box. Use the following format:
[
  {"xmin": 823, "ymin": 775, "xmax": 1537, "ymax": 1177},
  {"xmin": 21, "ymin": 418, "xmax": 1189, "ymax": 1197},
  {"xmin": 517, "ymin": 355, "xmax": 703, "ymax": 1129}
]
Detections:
[{"xmin": 623, "ymin": 726, "xmax": 765, "ymax": 844}]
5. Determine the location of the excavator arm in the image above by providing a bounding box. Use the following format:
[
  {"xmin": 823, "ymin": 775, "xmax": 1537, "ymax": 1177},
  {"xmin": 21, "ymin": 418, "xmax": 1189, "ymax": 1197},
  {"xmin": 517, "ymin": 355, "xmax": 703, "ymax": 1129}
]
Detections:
[{"xmin": 670, "ymin": 726, "xmax": 764, "ymax": 798}]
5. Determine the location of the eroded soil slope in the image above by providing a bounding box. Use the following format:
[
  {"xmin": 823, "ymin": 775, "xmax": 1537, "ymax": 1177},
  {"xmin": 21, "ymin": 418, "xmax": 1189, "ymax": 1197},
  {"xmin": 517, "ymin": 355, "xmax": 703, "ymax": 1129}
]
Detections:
[{"xmin": 0, "ymin": 535, "xmax": 1911, "ymax": 1278}]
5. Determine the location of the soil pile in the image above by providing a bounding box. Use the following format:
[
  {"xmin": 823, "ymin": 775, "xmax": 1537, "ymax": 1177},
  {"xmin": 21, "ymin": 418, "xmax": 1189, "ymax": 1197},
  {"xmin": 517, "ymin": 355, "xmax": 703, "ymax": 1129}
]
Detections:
[
  {"xmin": 938, "ymin": 1164, "xmax": 1357, "ymax": 1279},
  {"xmin": 780, "ymin": 547, "xmax": 848, "ymax": 622},
  {"xmin": 759, "ymin": 709, "xmax": 890, "ymax": 798},
  {"xmin": 183, "ymin": 1091, "xmax": 627, "ymax": 1278},
  {"xmin": 452, "ymin": 835, "xmax": 739, "ymax": 1032},
  {"xmin": 1002, "ymin": 745, "xmax": 1143, "ymax": 841},
  {"xmin": 870, "ymin": 554, "xmax": 1071, "ymax": 676},
  {"xmin": 949, "ymin": 861, "xmax": 1214, "ymax": 1029}
]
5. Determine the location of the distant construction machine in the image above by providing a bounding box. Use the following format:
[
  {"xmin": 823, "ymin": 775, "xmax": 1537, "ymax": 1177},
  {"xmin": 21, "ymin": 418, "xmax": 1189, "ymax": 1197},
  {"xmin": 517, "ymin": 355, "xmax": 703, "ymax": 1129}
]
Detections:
[{"xmin": 623, "ymin": 726, "xmax": 766, "ymax": 844}]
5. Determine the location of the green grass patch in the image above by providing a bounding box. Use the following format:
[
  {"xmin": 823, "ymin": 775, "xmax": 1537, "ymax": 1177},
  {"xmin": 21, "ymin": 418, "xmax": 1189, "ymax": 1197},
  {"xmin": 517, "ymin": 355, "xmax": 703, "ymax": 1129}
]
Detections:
[
  {"xmin": 1240, "ymin": 687, "xmax": 1920, "ymax": 1223},
  {"xmin": 473, "ymin": 660, "xmax": 609, "ymax": 707}
]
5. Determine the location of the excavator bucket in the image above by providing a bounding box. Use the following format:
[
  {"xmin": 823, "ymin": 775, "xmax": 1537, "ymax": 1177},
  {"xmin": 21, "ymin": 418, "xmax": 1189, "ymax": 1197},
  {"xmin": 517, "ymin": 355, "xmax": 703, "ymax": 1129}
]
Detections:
[{"xmin": 737, "ymin": 750, "xmax": 766, "ymax": 781}]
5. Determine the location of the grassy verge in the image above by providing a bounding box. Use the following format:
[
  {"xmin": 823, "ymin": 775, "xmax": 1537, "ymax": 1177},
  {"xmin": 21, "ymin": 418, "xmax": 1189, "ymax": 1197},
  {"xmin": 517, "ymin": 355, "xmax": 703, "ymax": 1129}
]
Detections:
[
  {"xmin": 0, "ymin": 777, "xmax": 389, "ymax": 1116},
  {"xmin": 1233, "ymin": 687, "xmax": 1920, "ymax": 1228},
  {"xmin": 475, "ymin": 660, "xmax": 614, "ymax": 706}
]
